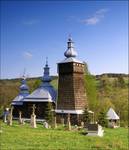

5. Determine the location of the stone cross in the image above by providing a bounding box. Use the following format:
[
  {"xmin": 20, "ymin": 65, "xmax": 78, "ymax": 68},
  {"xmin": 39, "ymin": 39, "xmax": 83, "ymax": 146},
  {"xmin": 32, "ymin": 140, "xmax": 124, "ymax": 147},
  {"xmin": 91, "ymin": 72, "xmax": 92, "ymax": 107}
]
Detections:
[
  {"xmin": 19, "ymin": 111, "xmax": 23, "ymax": 124},
  {"xmin": 30, "ymin": 104, "xmax": 37, "ymax": 128},
  {"xmin": 67, "ymin": 113, "xmax": 71, "ymax": 131},
  {"xmin": 10, "ymin": 106, "xmax": 14, "ymax": 115}
]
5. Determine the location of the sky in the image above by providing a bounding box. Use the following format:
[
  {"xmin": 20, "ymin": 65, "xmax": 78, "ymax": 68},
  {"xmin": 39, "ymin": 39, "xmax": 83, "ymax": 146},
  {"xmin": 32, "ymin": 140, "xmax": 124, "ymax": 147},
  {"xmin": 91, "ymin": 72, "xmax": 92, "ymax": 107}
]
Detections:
[{"xmin": 1, "ymin": 1, "xmax": 128, "ymax": 79}]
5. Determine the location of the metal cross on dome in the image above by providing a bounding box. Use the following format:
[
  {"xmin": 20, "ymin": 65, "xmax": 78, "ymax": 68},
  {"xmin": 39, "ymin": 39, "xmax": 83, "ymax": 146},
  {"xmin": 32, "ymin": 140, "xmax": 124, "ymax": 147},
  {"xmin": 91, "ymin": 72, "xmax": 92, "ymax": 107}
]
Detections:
[{"xmin": 46, "ymin": 57, "xmax": 48, "ymax": 66}]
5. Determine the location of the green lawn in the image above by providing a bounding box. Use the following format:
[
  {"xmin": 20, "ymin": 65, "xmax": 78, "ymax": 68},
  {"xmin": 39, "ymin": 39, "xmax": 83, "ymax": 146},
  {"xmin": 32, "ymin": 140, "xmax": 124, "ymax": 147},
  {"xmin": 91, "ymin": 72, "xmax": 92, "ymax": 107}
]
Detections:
[{"xmin": 0, "ymin": 121, "xmax": 128, "ymax": 150}]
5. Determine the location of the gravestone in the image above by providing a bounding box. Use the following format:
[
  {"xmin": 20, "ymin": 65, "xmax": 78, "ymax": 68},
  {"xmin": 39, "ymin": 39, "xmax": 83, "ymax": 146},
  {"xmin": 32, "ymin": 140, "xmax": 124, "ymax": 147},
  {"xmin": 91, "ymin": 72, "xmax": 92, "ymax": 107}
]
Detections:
[
  {"xmin": 81, "ymin": 121, "xmax": 84, "ymax": 128},
  {"xmin": 87, "ymin": 124, "xmax": 104, "ymax": 137},
  {"xmin": 30, "ymin": 104, "xmax": 37, "ymax": 128},
  {"xmin": 43, "ymin": 121, "xmax": 49, "ymax": 129},
  {"xmin": 7, "ymin": 106, "xmax": 14, "ymax": 126}
]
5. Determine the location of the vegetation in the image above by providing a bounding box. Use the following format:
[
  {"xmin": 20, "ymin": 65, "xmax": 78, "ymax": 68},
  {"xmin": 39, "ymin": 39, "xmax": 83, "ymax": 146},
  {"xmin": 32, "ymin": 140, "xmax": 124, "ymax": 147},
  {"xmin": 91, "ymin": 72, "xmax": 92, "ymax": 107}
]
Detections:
[
  {"xmin": 0, "ymin": 73, "xmax": 128, "ymax": 126},
  {"xmin": 85, "ymin": 74, "xmax": 98, "ymax": 113},
  {"xmin": 44, "ymin": 102, "xmax": 54, "ymax": 126},
  {"xmin": 0, "ymin": 121, "xmax": 128, "ymax": 150},
  {"xmin": 98, "ymin": 111, "xmax": 108, "ymax": 127},
  {"xmin": 83, "ymin": 107, "xmax": 90, "ymax": 125}
]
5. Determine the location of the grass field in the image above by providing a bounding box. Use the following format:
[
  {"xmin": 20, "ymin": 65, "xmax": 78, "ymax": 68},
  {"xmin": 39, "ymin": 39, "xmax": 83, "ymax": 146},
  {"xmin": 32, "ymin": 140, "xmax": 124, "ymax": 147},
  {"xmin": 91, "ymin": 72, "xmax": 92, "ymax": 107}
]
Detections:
[{"xmin": 0, "ymin": 121, "xmax": 128, "ymax": 150}]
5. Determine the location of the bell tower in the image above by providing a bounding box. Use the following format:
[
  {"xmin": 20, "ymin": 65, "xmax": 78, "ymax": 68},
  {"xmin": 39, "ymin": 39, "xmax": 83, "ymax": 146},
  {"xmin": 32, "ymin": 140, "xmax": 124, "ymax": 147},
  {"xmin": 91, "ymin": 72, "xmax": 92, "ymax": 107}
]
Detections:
[{"xmin": 56, "ymin": 37, "xmax": 87, "ymax": 125}]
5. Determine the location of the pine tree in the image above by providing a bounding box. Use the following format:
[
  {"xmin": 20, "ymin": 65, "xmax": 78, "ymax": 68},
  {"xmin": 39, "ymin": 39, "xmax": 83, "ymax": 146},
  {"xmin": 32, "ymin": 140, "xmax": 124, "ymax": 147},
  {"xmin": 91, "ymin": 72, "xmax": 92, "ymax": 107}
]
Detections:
[
  {"xmin": 44, "ymin": 102, "xmax": 54, "ymax": 125},
  {"xmin": 98, "ymin": 111, "xmax": 108, "ymax": 127},
  {"xmin": 83, "ymin": 107, "xmax": 90, "ymax": 126}
]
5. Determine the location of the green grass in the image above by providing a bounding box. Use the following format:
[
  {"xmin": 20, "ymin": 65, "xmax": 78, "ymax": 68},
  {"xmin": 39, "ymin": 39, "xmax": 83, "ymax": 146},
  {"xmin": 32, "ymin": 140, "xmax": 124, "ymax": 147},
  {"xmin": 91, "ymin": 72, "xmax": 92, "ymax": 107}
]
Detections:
[{"xmin": 0, "ymin": 121, "xmax": 128, "ymax": 150}]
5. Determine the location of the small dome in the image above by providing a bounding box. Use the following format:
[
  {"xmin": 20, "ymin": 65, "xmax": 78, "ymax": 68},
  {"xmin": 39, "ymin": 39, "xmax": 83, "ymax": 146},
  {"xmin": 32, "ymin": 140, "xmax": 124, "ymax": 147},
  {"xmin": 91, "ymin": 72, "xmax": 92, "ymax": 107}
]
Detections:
[
  {"xmin": 64, "ymin": 38, "xmax": 77, "ymax": 58},
  {"xmin": 20, "ymin": 79, "xmax": 29, "ymax": 91}
]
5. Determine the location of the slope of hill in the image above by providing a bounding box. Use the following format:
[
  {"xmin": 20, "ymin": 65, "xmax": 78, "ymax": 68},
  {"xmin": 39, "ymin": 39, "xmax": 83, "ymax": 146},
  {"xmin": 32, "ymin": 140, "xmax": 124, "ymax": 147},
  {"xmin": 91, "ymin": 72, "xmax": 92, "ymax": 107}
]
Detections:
[
  {"xmin": 1, "ymin": 121, "xmax": 128, "ymax": 150},
  {"xmin": 0, "ymin": 74, "xmax": 128, "ymax": 126}
]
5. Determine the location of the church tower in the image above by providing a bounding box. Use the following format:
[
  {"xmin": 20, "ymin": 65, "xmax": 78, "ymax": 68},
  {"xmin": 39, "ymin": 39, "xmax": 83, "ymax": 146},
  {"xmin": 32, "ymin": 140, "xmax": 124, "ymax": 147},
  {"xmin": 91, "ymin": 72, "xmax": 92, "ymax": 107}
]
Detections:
[{"xmin": 56, "ymin": 37, "xmax": 87, "ymax": 125}]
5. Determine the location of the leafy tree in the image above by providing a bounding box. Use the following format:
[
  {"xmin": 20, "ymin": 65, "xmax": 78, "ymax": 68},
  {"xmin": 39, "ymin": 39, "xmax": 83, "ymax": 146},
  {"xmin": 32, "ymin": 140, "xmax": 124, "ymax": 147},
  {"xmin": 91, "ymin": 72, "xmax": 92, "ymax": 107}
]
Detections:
[
  {"xmin": 44, "ymin": 102, "xmax": 54, "ymax": 125},
  {"xmin": 98, "ymin": 111, "xmax": 108, "ymax": 127},
  {"xmin": 99, "ymin": 75, "xmax": 112, "ymax": 97},
  {"xmin": 83, "ymin": 107, "xmax": 90, "ymax": 125},
  {"xmin": 85, "ymin": 75, "xmax": 99, "ymax": 112},
  {"xmin": 84, "ymin": 62, "xmax": 99, "ymax": 112}
]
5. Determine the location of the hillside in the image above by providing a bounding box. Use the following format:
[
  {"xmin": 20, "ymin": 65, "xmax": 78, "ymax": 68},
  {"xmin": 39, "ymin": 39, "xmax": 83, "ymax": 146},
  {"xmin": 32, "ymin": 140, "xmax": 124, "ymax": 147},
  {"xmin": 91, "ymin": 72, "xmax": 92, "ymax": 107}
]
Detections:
[
  {"xmin": 0, "ymin": 73, "xmax": 128, "ymax": 126},
  {"xmin": 1, "ymin": 121, "xmax": 128, "ymax": 150}
]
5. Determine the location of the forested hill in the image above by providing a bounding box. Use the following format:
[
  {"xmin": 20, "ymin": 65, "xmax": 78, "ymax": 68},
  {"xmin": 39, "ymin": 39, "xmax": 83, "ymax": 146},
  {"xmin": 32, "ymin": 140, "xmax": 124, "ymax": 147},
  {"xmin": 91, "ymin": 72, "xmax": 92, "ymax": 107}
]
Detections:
[{"xmin": 0, "ymin": 73, "xmax": 128, "ymax": 126}]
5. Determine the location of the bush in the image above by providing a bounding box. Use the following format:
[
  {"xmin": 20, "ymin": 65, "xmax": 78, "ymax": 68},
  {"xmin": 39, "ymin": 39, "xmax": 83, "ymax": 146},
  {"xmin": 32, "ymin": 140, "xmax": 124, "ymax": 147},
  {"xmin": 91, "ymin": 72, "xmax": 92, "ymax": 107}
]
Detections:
[{"xmin": 98, "ymin": 111, "xmax": 108, "ymax": 127}]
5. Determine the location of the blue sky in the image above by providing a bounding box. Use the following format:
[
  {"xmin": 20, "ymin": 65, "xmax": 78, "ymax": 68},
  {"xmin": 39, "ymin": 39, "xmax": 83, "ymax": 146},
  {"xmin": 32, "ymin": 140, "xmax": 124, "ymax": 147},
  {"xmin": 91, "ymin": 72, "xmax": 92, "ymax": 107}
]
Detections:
[{"xmin": 1, "ymin": 1, "xmax": 128, "ymax": 79}]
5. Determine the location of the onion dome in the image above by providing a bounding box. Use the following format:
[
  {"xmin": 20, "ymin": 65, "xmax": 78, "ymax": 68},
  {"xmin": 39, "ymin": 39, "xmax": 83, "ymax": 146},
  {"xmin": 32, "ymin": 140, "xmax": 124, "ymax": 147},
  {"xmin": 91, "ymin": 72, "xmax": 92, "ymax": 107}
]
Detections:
[
  {"xmin": 19, "ymin": 76, "xmax": 29, "ymax": 96},
  {"xmin": 64, "ymin": 37, "xmax": 77, "ymax": 58}
]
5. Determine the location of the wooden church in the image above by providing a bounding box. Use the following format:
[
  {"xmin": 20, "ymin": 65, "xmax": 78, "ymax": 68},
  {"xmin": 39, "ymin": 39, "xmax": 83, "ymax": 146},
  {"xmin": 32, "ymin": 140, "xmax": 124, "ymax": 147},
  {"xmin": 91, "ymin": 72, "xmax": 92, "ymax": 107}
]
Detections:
[{"xmin": 12, "ymin": 37, "xmax": 87, "ymax": 124}]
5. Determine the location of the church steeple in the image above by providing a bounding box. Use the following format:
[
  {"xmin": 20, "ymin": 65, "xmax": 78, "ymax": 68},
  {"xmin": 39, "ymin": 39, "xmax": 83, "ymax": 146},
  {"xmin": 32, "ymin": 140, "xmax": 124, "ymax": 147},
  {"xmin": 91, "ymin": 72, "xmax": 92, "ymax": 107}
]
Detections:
[
  {"xmin": 64, "ymin": 36, "xmax": 77, "ymax": 58},
  {"xmin": 42, "ymin": 57, "xmax": 52, "ymax": 82}
]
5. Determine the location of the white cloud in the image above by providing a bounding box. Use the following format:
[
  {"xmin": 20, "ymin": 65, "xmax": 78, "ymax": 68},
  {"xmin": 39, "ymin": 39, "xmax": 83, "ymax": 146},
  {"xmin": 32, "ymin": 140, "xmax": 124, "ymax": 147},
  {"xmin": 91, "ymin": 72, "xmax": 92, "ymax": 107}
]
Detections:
[
  {"xmin": 23, "ymin": 51, "xmax": 33, "ymax": 59},
  {"xmin": 82, "ymin": 8, "xmax": 108, "ymax": 25}
]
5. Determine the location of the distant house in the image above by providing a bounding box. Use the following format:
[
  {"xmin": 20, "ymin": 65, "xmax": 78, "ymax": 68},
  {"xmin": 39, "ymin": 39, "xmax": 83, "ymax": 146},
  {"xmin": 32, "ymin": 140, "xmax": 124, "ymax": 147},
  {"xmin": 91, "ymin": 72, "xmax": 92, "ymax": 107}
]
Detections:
[{"xmin": 106, "ymin": 108, "xmax": 120, "ymax": 128}]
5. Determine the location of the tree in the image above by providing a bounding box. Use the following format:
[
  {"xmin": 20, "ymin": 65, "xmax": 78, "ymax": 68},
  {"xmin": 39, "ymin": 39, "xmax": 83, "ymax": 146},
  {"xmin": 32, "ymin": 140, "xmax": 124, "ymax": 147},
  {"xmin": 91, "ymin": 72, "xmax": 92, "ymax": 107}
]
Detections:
[
  {"xmin": 44, "ymin": 102, "xmax": 54, "ymax": 126},
  {"xmin": 99, "ymin": 75, "xmax": 112, "ymax": 97},
  {"xmin": 85, "ymin": 74, "xmax": 98, "ymax": 112},
  {"xmin": 0, "ymin": 106, "xmax": 4, "ymax": 117},
  {"xmin": 84, "ymin": 61, "xmax": 99, "ymax": 113},
  {"xmin": 83, "ymin": 107, "xmax": 90, "ymax": 126},
  {"xmin": 117, "ymin": 76, "xmax": 126, "ymax": 88},
  {"xmin": 98, "ymin": 111, "xmax": 108, "ymax": 127},
  {"xmin": 112, "ymin": 78, "xmax": 118, "ymax": 88}
]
